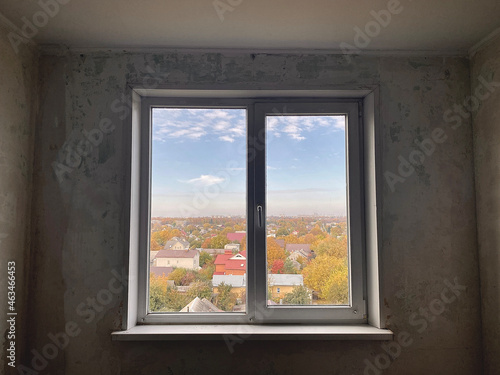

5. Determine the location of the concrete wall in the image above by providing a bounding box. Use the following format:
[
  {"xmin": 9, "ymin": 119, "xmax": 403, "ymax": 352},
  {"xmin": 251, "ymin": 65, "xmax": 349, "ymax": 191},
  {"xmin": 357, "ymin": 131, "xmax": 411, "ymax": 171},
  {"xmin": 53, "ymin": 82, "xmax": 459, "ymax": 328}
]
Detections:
[
  {"xmin": 0, "ymin": 24, "xmax": 37, "ymax": 372},
  {"xmin": 471, "ymin": 35, "xmax": 500, "ymax": 375},
  {"xmin": 26, "ymin": 50, "xmax": 481, "ymax": 374}
]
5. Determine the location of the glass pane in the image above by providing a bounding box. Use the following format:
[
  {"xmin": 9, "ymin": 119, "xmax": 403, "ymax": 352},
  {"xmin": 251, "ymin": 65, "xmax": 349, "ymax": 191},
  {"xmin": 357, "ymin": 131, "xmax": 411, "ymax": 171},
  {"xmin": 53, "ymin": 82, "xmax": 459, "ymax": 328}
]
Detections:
[
  {"xmin": 266, "ymin": 115, "xmax": 348, "ymax": 306},
  {"xmin": 149, "ymin": 108, "xmax": 247, "ymax": 313}
]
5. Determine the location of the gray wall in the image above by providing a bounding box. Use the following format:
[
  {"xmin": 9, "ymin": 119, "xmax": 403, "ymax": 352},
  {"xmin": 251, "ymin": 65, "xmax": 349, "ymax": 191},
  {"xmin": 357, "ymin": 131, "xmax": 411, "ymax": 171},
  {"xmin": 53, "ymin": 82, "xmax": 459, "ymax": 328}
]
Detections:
[
  {"xmin": 472, "ymin": 35, "xmax": 500, "ymax": 375},
  {"xmin": 22, "ymin": 50, "xmax": 482, "ymax": 374},
  {"xmin": 0, "ymin": 24, "xmax": 37, "ymax": 372}
]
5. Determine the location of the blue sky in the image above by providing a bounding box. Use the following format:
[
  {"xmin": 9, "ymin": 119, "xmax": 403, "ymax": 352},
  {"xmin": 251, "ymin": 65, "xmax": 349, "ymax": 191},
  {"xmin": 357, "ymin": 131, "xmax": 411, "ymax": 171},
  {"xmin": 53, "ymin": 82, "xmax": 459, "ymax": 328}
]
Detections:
[{"xmin": 151, "ymin": 108, "xmax": 346, "ymax": 217}]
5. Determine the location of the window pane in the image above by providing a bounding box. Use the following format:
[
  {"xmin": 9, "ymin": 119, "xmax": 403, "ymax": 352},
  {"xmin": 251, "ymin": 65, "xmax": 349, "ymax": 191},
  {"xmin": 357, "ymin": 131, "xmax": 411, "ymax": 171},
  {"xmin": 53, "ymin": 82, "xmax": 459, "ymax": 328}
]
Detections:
[
  {"xmin": 149, "ymin": 108, "xmax": 247, "ymax": 313},
  {"xmin": 266, "ymin": 115, "xmax": 348, "ymax": 306}
]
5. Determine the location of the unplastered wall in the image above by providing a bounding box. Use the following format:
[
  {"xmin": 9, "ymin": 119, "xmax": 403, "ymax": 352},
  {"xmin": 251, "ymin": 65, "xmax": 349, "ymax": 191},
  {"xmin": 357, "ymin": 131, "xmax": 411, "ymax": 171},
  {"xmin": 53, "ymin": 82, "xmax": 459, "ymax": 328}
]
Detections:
[
  {"xmin": 471, "ymin": 34, "xmax": 500, "ymax": 375},
  {"xmin": 28, "ymin": 50, "xmax": 481, "ymax": 375},
  {"xmin": 0, "ymin": 23, "xmax": 37, "ymax": 372}
]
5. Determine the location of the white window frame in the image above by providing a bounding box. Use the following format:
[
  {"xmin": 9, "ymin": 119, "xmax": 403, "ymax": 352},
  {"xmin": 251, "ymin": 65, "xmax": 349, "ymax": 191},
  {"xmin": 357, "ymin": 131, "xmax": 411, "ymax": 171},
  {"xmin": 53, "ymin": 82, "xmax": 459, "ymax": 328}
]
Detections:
[{"xmin": 113, "ymin": 88, "xmax": 391, "ymax": 340}]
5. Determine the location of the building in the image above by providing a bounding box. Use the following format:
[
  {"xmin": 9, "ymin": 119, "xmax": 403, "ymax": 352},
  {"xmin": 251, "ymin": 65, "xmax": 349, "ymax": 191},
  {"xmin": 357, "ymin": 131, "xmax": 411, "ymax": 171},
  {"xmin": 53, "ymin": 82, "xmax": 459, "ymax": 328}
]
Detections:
[
  {"xmin": 180, "ymin": 297, "xmax": 222, "ymax": 313},
  {"xmin": 163, "ymin": 237, "xmax": 190, "ymax": 250},
  {"xmin": 268, "ymin": 274, "xmax": 304, "ymax": 300},
  {"xmin": 212, "ymin": 274, "xmax": 246, "ymax": 298},
  {"xmin": 154, "ymin": 249, "xmax": 200, "ymax": 269},
  {"xmin": 214, "ymin": 250, "xmax": 247, "ymax": 275},
  {"xmin": 224, "ymin": 243, "xmax": 240, "ymax": 251}
]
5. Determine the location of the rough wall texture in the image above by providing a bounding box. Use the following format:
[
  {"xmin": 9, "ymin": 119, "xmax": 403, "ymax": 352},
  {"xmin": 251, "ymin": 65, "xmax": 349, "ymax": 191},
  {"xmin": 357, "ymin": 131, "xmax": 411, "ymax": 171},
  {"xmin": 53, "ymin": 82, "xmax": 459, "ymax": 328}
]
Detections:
[
  {"xmin": 471, "ymin": 35, "xmax": 500, "ymax": 375},
  {"xmin": 26, "ymin": 50, "xmax": 481, "ymax": 375},
  {"xmin": 0, "ymin": 24, "xmax": 37, "ymax": 372}
]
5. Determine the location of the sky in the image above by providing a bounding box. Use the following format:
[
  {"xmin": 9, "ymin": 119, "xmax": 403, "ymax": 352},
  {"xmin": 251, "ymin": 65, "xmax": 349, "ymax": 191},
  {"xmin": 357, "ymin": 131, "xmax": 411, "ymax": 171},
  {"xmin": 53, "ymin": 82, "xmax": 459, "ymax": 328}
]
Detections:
[{"xmin": 151, "ymin": 108, "xmax": 347, "ymax": 217}]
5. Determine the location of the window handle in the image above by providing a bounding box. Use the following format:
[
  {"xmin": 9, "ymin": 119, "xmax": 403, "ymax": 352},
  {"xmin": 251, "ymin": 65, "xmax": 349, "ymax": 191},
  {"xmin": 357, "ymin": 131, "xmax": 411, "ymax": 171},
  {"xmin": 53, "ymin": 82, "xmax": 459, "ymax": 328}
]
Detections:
[{"xmin": 257, "ymin": 205, "xmax": 263, "ymax": 228}]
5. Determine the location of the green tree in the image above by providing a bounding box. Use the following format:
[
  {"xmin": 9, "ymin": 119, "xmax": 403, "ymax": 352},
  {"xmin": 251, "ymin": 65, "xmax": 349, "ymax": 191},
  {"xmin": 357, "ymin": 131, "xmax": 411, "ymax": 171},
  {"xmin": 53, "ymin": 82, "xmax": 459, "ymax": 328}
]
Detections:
[
  {"xmin": 168, "ymin": 268, "xmax": 187, "ymax": 285},
  {"xmin": 199, "ymin": 251, "xmax": 214, "ymax": 267},
  {"xmin": 187, "ymin": 281, "xmax": 213, "ymax": 300},
  {"xmin": 214, "ymin": 282, "xmax": 237, "ymax": 311},
  {"xmin": 211, "ymin": 234, "xmax": 230, "ymax": 249},
  {"xmin": 283, "ymin": 285, "xmax": 311, "ymax": 305},
  {"xmin": 283, "ymin": 258, "xmax": 297, "ymax": 274},
  {"xmin": 164, "ymin": 286, "xmax": 190, "ymax": 311}
]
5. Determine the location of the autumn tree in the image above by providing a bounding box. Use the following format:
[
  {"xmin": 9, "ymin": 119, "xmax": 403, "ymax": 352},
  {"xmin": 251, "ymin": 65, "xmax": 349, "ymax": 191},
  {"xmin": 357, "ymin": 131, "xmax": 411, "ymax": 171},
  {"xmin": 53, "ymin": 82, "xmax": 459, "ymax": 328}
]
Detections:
[
  {"xmin": 168, "ymin": 268, "xmax": 187, "ymax": 285},
  {"xmin": 211, "ymin": 234, "xmax": 230, "ymax": 249},
  {"xmin": 283, "ymin": 285, "xmax": 311, "ymax": 305},
  {"xmin": 199, "ymin": 251, "xmax": 214, "ymax": 267},
  {"xmin": 302, "ymin": 254, "xmax": 348, "ymax": 304},
  {"xmin": 214, "ymin": 282, "xmax": 237, "ymax": 311},
  {"xmin": 267, "ymin": 237, "xmax": 287, "ymax": 268},
  {"xmin": 149, "ymin": 274, "xmax": 168, "ymax": 311},
  {"xmin": 271, "ymin": 259, "xmax": 285, "ymax": 274},
  {"xmin": 187, "ymin": 281, "xmax": 213, "ymax": 300}
]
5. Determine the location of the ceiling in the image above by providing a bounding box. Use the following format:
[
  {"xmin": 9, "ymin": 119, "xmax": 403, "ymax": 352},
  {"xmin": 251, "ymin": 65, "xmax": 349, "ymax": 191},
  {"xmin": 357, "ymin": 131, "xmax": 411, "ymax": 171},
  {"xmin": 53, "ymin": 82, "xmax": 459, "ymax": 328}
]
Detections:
[{"xmin": 1, "ymin": 0, "xmax": 500, "ymax": 52}]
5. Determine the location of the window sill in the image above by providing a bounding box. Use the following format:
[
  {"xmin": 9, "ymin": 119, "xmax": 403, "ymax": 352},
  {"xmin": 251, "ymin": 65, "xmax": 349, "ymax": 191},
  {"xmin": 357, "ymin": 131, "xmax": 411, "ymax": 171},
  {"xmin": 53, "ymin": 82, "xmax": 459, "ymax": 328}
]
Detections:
[{"xmin": 111, "ymin": 324, "xmax": 393, "ymax": 341}]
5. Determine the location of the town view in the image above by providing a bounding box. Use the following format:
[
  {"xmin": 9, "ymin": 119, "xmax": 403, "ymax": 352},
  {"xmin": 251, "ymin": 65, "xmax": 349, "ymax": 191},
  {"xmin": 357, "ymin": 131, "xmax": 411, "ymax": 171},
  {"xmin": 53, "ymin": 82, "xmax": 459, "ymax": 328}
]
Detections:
[
  {"xmin": 149, "ymin": 216, "xmax": 349, "ymax": 312},
  {"xmin": 150, "ymin": 107, "xmax": 348, "ymax": 313}
]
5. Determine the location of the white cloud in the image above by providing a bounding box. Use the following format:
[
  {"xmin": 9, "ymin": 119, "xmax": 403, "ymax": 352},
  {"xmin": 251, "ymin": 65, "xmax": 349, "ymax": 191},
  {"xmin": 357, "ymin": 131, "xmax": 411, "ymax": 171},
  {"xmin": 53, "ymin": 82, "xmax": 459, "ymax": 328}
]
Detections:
[
  {"xmin": 152, "ymin": 108, "xmax": 246, "ymax": 143},
  {"xmin": 266, "ymin": 115, "xmax": 344, "ymax": 141},
  {"xmin": 183, "ymin": 174, "xmax": 225, "ymax": 186},
  {"xmin": 219, "ymin": 135, "xmax": 235, "ymax": 143}
]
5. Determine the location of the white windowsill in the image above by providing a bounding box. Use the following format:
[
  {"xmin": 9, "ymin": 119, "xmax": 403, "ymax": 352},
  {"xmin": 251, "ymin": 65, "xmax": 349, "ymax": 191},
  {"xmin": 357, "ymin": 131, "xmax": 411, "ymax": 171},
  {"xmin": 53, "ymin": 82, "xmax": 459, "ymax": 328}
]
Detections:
[{"xmin": 112, "ymin": 324, "xmax": 393, "ymax": 341}]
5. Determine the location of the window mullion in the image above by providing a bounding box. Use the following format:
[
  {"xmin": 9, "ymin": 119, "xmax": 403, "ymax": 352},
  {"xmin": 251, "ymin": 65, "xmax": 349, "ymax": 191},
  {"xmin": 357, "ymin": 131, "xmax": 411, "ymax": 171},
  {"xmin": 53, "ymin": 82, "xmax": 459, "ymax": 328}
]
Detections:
[{"xmin": 253, "ymin": 103, "xmax": 268, "ymax": 323}]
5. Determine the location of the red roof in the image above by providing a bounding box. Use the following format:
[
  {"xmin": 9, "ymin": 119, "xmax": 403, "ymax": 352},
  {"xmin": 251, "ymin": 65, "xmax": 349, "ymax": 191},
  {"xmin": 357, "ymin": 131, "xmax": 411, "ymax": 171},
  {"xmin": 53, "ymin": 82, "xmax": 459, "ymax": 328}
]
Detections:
[
  {"xmin": 225, "ymin": 259, "xmax": 246, "ymax": 270},
  {"xmin": 213, "ymin": 271, "xmax": 225, "ymax": 275},
  {"xmin": 214, "ymin": 251, "xmax": 247, "ymax": 265},
  {"xmin": 227, "ymin": 232, "xmax": 246, "ymax": 242}
]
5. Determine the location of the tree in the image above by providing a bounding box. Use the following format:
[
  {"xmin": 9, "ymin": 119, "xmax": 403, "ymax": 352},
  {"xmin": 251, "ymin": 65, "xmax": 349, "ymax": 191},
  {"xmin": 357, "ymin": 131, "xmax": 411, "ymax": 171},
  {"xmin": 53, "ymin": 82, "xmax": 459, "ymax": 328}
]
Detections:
[
  {"xmin": 271, "ymin": 259, "xmax": 285, "ymax": 274},
  {"xmin": 276, "ymin": 228, "xmax": 290, "ymax": 237},
  {"xmin": 164, "ymin": 286, "xmax": 190, "ymax": 311},
  {"xmin": 151, "ymin": 227, "xmax": 182, "ymax": 247},
  {"xmin": 187, "ymin": 281, "xmax": 213, "ymax": 300},
  {"xmin": 149, "ymin": 274, "xmax": 168, "ymax": 311},
  {"xmin": 201, "ymin": 237, "xmax": 212, "ymax": 248},
  {"xmin": 267, "ymin": 237, "xmax": 287, "ymax": 268},
  {"xmin": 211, "ymin": 234, "xmax": 230, "ymax": 249},
  {"xmin": 199, "ymin": 251, "xmax": 214, "ymax": 267},
  {"xmin": 302, "ymin": 255, "xmax": 348, "ymax": 304},
  {"xmin": 214, "ymin": 282, "xmax": 237, "ymax": 311},
  {"xmin": 283, "ymin": 258, "xmax": 297, "ymax": 274},
  {"xmin": 283, "ymin": 285, "xmax": 311, "ymax": 305},
  {"xmin": 168, "ymin": 268, "xmax": 187, "ymax": 285},
  {"xmin": 311, "ymin": 236, "xmax": 347, "ymax": 258},
  {"xmin": 198, "ymin": 263, "xmax": 215, "ymax": 281}
]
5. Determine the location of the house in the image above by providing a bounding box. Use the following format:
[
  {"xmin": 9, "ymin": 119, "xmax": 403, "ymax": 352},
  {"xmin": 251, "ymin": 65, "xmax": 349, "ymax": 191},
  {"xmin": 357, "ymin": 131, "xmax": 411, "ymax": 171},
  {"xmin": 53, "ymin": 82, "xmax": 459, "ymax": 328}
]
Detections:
[
  {"xmin": 212, "ymin": 274, "xmax": 246, "ymax": 298},
  {"xmin": 224, "ymin": 243, "xmax": 240, "ymax": 251},
  {"xmin": 150, "ymin": 250, "xmax": 159, "ymax": 265},
  {"xmin": 268, "ymin": 274, "xmax": 304, "ymax": 300},
  {"xmin": 214, "ymin": 250, "xmax": 246, "ymax": 275},
  {"xmin": 163, "ymin": 237, "xmax": 190, "ymax": 250},
  {"xmin": 154, "ymin": 249, "xmax": 200, "ymax": 269},
  {"xmin": 286, "ymin": 244, "xmax": 312, "ymax": 261},
  {"xmin": 180, "ymin": 297, "xmax": 222, "ymax": 313}
]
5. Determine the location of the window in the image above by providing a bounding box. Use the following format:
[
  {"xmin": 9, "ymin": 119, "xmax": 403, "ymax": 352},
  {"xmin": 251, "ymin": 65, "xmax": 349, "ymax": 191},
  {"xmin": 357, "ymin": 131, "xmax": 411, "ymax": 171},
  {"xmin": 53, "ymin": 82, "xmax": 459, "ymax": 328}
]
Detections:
[{"xmin": 119, "ymin": 89, "xmax": 388, "ymax": 336}]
